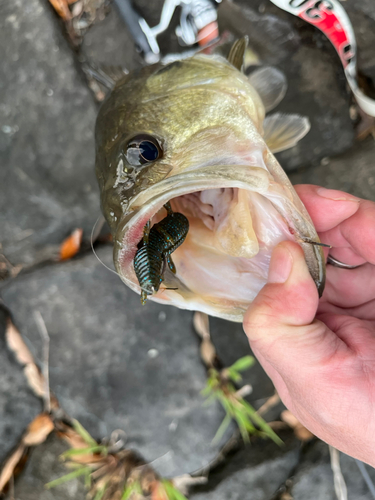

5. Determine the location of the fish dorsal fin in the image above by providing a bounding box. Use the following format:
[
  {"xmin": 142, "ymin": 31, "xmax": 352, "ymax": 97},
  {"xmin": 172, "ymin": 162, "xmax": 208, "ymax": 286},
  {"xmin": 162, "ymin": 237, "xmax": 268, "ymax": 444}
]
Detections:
[
  {"xmin": 227, "ymin": 37, "xmax": 248, "ymax": 71},
  {"xmin": 248, "ymin": 67, "xmax": 287, "ymax": 112},
  {"xmin": 263, "ymin": 113, "xmax": 310, "ymax": 153}
]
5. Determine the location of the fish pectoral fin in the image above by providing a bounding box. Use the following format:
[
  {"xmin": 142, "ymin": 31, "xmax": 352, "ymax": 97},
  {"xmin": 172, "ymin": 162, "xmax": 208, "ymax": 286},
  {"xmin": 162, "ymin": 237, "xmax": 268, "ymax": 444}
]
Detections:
[
  {"xmin": 227, "ymin": 37, "xmax": 248, "ymax": 72},
  {"xmin": 263, "ymin": 113, "xmax": 311, "ymax": 153},
  {"xmin": 248, "ymin": 67, "xmax": 287, "ymax": 112}
]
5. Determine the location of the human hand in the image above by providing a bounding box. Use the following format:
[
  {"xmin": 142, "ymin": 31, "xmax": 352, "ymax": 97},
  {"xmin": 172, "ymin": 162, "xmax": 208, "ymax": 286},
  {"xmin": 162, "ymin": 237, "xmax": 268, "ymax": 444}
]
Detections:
[{"xmin": 243, "ymin": 185, "xmax": 375, "ymax": 465}]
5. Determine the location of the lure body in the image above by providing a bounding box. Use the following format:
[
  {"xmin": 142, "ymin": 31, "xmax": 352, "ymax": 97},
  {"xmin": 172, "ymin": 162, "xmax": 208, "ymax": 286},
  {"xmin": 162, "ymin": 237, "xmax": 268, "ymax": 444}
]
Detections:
[{"xmin": 134, "ymin": 204, "xmax": 189, "ymax": 304}]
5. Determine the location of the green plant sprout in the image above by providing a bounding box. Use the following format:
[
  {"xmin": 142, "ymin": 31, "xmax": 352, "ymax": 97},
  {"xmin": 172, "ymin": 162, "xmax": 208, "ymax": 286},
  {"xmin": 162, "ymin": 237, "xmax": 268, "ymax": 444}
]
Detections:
[
  {"xmin": 45, "ymin": 464, "xmax": 92, "ymax": 490},
  {"xmin": 45, "ymin": 419, "xmax": 188, "ymax": 500},
  {"xmin": 121, "ymin": 480, "xmax": 143, "ymax": 500},
  {"xmin": 162, "ymin": 480, "xmax": 189, "ymax": 500},
  {"xmin": 202, "ymin": 355, "xmax": 282, "ymax": 445}
]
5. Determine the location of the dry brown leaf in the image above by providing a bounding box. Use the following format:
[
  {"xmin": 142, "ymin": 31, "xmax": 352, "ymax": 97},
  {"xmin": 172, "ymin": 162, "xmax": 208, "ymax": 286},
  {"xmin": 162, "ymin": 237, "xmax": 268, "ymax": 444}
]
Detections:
[
  {"xmin": 257, "ymin": 392, "xmax": 280, "ymax": 417},
  {"xmin": 0, "ymin": 414, "xmax": 54, "ymax": 493},
  {"xmin": 193, "ymin": 312, "xmax": 217, "ymax": 367},
  {"xmin": 5, "ymin": 318, "xmax": 35, "ymax": 366},
  {"xmin": 267, "ymin": 421, "xmax": 289, "ymax": 431},
  {"xmin": 22, "ymin": 413, "xmax": 55, "ymax": 446},
  {"xmin": 281, "ymin": 410, "xmax": 314, "ymax": 442},
  {"xmin": 48, "ymin": 0, "xmax": 72, "ymax": 19},
  {"xmin": 58, "ymin": 426, "xmax": 88, "ymax": 449},
  {"xmin": 281, "ymin": 410, "xmax": 301, "ymax": 428},
  {"xmin": 200, "ymin": 338, "xmax": 216, "ymax": 368},
  {"xmin": 193, "ymin": 312, "xmax": 210, "ymax": 340},
  {"xmin": 0, "ymin": 444, "xmax": 26, "ymax": 492},
  {"xmin": 59, "ymin": 228, "xmax": 83, "ymax": 261},
  {"xmin": 23, "ymin": 363, "xmax": 45, "ymax": 398},
  {"xmin": 57, "ymin": 425, "xmax": 103, "ymax": 464},
  {"xmin": 5, "ymin": 317, "xmax": 48, "ymax": 399},
  {"xmin": 280, "ymin": 492, "xmax": 294, "ymax": 500}
]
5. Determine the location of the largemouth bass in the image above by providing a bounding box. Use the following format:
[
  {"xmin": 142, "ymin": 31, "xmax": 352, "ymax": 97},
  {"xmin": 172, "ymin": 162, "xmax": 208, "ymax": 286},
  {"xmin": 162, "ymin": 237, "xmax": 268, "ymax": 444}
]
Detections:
[{"xmin": 95, "ymin": 39, "xmax": 325, "ymax": 322}]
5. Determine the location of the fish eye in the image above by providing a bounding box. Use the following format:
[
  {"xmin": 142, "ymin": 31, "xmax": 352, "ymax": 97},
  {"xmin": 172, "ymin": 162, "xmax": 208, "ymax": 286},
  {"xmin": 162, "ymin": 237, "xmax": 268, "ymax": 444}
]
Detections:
[{"xmin": 125, "ymin": 134, "xmax": 162, "ymax": 166}]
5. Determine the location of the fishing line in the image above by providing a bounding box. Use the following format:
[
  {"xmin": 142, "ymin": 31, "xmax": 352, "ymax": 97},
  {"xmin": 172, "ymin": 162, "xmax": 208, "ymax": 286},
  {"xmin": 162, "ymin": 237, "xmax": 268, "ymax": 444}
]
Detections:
[{"xmin": 90, "ymin": 216, "xmax": 121, "ymax": 277}]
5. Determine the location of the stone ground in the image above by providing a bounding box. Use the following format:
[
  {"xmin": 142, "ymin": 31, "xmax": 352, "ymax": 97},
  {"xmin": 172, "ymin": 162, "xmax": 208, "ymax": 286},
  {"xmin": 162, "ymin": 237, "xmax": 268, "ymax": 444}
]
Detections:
[{"xmin": 1, "ymin": 0, "xmax": 375, "ymax": 498}]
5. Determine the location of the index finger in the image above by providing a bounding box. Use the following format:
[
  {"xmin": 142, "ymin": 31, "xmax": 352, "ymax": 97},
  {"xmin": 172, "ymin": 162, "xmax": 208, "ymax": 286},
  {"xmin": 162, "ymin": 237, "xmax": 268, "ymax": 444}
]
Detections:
[
  {"xmin": 320, "ymin": 199, "xmax": 375, "ymax": 265},
  {"xmin": 295, "ymin": 184, "xmax": 375, "ymax": 265},
  {"xmin": 294, "ymin": 185, "xmax": 360, "ymax": 232}
]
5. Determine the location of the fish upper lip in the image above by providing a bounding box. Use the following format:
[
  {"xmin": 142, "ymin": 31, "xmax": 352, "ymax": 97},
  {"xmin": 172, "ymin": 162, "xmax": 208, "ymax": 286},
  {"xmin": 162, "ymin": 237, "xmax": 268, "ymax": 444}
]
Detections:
[
  {"xmin": 127, "ymin": 164, "xmax": 272, "ymax": 213},
  {"xmin": 114, "ymin": 164, "xmax": 274, "ymax": 243}
]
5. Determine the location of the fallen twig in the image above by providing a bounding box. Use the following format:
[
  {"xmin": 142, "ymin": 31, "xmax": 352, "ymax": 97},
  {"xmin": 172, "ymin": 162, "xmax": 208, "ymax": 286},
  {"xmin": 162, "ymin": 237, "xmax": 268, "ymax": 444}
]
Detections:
[
  {"xmin": 281, "ymin": 411, "xmax": 314, "ymax": 442},
  {"xmin": 257, "ymin": 392, "xmax": 280, "ymax": 417},
  {"xmin": 329, "ymin": 446, "xmax": 347, "ymax": 500},
  {"xmin": 33, "ymin": 311, "xmax": 51, "ymax": 413}
]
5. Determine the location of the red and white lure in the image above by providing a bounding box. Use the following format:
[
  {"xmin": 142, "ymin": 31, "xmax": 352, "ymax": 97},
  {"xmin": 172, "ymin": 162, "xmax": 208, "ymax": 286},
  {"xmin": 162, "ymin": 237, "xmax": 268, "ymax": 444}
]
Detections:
[{"xmin": 269, "ymin": 0, "xmax": 375, "ymax": 116}]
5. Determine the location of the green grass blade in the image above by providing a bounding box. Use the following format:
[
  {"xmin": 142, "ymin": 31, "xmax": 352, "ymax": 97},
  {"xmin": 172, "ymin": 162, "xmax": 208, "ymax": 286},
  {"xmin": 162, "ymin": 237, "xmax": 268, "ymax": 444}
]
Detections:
[
  {"xmin": 61, "ymin": 445, "xmax": 107, "ymax": 458},
  {"xmin": 121, "ymin": 485, "xmax": 134, "ymax": 500},
  {"xmin": 201, "ymin": 385, "xmax": 214, "ymax": 397},
  {"xmin": 202, "ymin": 394, "xmax": 217, "ymax": 407},
  {"xmin": 163, "ymin": 480, "xmax": 189, "ymax": 500},
  {"xmin": 45, "ymin": 466, "xmax": 89, "ymax": 489},
  {"xmin": 233, "ymin": 409, "xmax": 252, "ymax": 442},
  {"xmin": 226, "ymin": 369, "xmax": 242, "ymax": 383},
  {"xmin": 229, "ymin": 356, "xmax": 255, "ymax": 373},
  {"xmin": 84, "ymin": 470, "xmax": 92, "ymax": 489},
  {"xmin": 72, "ymin": 419, "xmax": 97, "ymax": 447},
  {"xmin": 94, "ymin": 483, "xmax": 107, "ymax": 500},
  {"xmin": 121, "ymin": 481, "xmax": 142, "ymax": 500},
  {"xmin": 217, "ymin": 394, "xmax": 235, "ymax": 416},
  {"xmin": 241, "ymin": 400, "xmax": 283, "ymax": 445},
  {"xmin": 212, "ymin": 413, "xmax": 232, "ymax": 445}
]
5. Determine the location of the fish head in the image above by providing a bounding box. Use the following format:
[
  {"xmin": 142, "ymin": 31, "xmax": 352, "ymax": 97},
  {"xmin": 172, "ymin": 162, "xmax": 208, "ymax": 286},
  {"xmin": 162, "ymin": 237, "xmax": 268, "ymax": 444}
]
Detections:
[{"xmin": 95, "ymin": 49, "xmax": 325, "ymax": 322}]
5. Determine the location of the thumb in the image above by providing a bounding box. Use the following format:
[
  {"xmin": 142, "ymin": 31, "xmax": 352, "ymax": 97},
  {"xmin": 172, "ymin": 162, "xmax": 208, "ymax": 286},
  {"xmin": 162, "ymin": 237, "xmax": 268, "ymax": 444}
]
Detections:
[{"xmin": 244, "ymin": 241, "xmax": 332, "ymax": 373}]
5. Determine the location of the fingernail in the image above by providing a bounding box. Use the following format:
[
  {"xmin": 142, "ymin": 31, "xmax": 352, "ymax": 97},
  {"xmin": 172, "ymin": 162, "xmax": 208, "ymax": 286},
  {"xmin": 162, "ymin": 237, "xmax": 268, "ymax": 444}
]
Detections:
[
  {"xmin": 316, "ymin": 187, "xmax": 359, "ymax": 202},
  {"xmin": 268, "ymin": 244, "xmax": 293, "ymax": 284}
]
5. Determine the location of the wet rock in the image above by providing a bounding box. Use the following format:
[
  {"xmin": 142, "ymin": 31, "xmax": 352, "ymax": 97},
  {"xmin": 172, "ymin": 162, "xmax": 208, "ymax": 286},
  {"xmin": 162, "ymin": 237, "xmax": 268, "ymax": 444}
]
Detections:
[
  {"xmin": 218, "ymin": 0, "xmax": 355, "ymax": 171},
  {"xmin": 81, "ymin": 8, "xmax": 143, "ymax": 71},
  {"xmin": 0, "ymin": 306, "xmax": 42, "ymax": 464},
  {"xmin": 1, "ymin": 247, "xmax": 233, "ymax": 477},
  {"xmin": 0, "ymin": 0, "xmax": 99, "ymax": 266},
  {"xmin": 289, "ymin": 136, "xmax": 375, "ymax": 201},
  {"xmin": 291, "ymin": 440, "xmax": 375, "ymax": 500},
  {"xmin": 191, "ymin": 430, "xmax": 300, "ymax": 500}
]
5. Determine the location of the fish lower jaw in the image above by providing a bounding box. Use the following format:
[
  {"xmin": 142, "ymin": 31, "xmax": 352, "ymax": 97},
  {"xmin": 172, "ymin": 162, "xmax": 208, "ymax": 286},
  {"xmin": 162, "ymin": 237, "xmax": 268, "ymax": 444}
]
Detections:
[{"xmin": 114, "ymin": 167, "xmax": 305, "ymax": 322}]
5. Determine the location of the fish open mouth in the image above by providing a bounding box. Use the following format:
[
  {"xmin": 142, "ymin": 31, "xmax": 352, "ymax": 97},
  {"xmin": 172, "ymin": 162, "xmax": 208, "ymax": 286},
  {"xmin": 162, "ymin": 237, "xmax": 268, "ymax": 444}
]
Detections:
[{"xmin": 114, "ymin": 165, "xmax": 324, "ymax": 321}]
